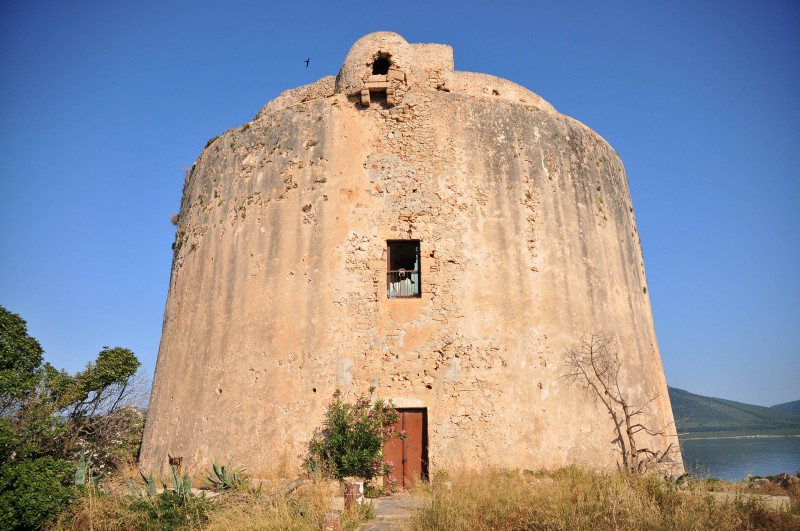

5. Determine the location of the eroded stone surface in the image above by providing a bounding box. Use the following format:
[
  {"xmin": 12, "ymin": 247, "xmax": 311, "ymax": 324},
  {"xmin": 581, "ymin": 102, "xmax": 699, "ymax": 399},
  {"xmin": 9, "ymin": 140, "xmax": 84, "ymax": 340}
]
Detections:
[{"xmin": 139, "ymin": 32, "xmax": 682, "ymax": 476}]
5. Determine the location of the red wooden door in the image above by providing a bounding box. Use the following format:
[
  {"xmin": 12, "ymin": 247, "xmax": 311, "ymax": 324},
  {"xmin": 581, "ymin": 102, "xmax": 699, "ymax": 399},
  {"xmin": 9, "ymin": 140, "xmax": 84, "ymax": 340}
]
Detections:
[{"xmin": 384, "ymin": 409, "xmax": 427, "ymax": 489}]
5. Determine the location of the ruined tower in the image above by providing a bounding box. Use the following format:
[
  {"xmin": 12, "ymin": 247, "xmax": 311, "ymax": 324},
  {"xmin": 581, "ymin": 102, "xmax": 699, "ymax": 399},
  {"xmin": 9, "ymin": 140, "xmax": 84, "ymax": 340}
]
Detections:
[{"xmin": 140, "ymin": 32, "xmax": 682, "ymax": 477}]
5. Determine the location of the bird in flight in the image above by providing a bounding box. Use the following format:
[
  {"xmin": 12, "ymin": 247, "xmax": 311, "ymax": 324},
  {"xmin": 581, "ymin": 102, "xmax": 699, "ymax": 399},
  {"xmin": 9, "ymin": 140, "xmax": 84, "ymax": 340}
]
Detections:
[{"xmin": 305, "ymin": 57, "xmax": 310, "ymax": 68}]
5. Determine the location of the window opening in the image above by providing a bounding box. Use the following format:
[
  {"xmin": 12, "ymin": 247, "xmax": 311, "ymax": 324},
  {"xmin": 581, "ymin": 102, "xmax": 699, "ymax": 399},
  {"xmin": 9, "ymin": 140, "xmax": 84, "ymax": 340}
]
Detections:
[
  {"xmin": 387, "ymin": 240, "xmax": 420, "ymax": 298},
  {"xmin": 370, "ymin": 90, "xmax": 388, "ymax": 104},
  {"xmin": 372, "ymin": 56, "xmax": 391, "ymax": 75}
]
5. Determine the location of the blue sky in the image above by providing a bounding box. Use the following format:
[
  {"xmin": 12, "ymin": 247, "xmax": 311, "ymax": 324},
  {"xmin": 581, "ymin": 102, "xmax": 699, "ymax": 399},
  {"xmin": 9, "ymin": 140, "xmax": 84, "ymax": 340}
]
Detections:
[{"xmin": 1, "ymin": 1, "xmax": 797, "ymax": 407}]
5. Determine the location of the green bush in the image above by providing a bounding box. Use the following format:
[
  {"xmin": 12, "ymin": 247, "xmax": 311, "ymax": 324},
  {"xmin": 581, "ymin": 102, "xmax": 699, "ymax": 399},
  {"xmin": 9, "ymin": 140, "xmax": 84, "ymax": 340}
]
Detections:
[
  {"xmin": 124, "ymin": 464, "xmax": 209, "ymax": 530},
  {"xmin": 0, "ymin": 418, "xmax": 14, "ymax": 462},
  {"xmin": 308, "ymin": 390, "xmax": 400, "ymax": 482},
  {"xmin": 0, "ymin": 456, "xmax": 76, "ymax": 530},
  {"xmin": 0, "ymin": 304, "xmax": 144, "ymax": 527},
  {"xmin": 0, "ymin": 306, "xmax": 44, "ymax": 415},
  {"xmin": 128, "ymin": 491, "xmax": 209, "ymax": 530}
]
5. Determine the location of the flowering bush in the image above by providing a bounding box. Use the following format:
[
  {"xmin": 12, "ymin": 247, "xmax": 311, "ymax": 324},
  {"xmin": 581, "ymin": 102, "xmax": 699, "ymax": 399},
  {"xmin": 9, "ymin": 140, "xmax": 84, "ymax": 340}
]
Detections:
[
  {"xmin": 383, "ymin": 465, "xmax": 399, "ymax": 495},
  {"xmin": 308, "ymin": 390, "xmax": 400, "ymax": 484}
]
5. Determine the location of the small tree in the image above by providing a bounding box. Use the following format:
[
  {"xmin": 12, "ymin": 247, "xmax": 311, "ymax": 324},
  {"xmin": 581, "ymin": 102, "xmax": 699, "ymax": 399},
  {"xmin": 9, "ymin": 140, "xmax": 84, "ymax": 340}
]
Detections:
[
  {"xmin": 0, "ymin": 306, "xmax": 44, "ymax": 416},
  {"xmin": 562, "ymin": 332, "xmax": 678, "ymax": 474},
  {"xmin": 6, "ymin": 346, "xmax": 142, "ymax": 464},
  {"xmin": 0, "ymin": 305, "xmax": 145, "ymax": 529},
  {"xmin": 308, "ymin": 390, "xmax": 400, "ymax": 483},
  {"xmin": 59, "ymin": 346, "xmax": 142, "ymax": 461}
]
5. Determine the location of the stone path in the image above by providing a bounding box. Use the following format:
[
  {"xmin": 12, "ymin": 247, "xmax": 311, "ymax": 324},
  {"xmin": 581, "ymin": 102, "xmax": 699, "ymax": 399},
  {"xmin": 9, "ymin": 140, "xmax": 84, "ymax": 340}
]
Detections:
[{"xmin": 357, "ymin": 491, "xmax": 425, "ymax": 531}]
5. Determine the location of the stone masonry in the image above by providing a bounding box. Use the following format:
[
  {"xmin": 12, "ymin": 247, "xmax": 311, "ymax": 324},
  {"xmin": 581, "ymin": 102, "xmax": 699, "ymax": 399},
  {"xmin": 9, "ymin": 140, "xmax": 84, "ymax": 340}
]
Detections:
[{"xmin": 139, "ymin": 32, "xmax": 683, "ymax": 476}]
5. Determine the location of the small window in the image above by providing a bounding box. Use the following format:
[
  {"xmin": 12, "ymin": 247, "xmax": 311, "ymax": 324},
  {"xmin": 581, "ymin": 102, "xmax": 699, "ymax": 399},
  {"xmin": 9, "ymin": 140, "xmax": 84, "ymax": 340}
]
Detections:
[
  {"xmin": 372, "ymin": 55, "xmax": 391, "ymax": 75},
  {"xmin": 387, "ymin": 240, "xmax": 420, "ymax": 298}
]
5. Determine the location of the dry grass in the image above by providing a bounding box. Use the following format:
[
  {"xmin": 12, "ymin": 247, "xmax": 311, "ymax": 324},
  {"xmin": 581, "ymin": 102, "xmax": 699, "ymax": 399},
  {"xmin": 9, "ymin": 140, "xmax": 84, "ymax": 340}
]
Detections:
[
  {"xmin": 205, "ymin": 480, "xmax": 371, "ymax": 531},
  {"xmin": 56, "ymin": 462, "xmax": 144, "ymax": 530},
  {"xmin": 410, "ymin": 467, "xmax": 800, "ymax": 531},
  {"xmin": 55, "ymin": 465, "xmax": 800, "ymax": 530},
  {"xmin": 58, "ymin": 468, "xmax": 373, "ymax": 531}
]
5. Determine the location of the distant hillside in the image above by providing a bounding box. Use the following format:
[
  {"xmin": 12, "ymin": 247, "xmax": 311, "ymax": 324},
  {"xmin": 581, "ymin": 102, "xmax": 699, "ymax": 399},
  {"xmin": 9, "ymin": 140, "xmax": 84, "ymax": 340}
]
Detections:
[
  {"xmin": 668, "ymin": 387, "xmax": 800, "ymax": 438},
  {"xmin": 771, "ymin": 400, "xmax": 800, "ymax": 416}
]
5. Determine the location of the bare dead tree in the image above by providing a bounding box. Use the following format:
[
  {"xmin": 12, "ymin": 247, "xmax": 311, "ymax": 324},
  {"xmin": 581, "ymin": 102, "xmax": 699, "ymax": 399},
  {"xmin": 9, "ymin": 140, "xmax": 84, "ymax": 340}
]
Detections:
[{"xmin": 562, "ymin": 332, "xmax": 678, "ymax": 474}]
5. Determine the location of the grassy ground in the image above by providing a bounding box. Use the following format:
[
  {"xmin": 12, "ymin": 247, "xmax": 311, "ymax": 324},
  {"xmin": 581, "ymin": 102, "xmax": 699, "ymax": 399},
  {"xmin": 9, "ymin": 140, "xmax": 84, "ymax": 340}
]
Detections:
[
  {"xmin": 57, "ymin": 465, "xmax": 373, "ymax": 531},
  {"xmin": 410, "ymin": 467, "xmax": 800, "ymax": 531},
  {"xmin": 55, "ymin": 465, "xmax": 800, "ymax": 530}
]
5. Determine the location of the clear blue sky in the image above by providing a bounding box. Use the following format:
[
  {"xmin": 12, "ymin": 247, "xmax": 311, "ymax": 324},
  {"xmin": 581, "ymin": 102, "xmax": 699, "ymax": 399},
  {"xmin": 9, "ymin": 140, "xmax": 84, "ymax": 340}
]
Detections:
[{"xmin": 1, "ymin": 1, "xmax": 797, "ymax": 407}]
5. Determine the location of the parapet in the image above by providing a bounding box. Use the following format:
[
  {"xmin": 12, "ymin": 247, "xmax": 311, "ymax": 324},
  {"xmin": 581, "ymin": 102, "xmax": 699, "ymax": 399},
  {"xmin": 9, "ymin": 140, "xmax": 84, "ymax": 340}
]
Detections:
[
  {"xmin": 254, "ymin": 76, "xmax": 336, "ymax": 121},
  {"xmin": 255, "ymin": 32, "xmax": 557, "ymax": 116}
]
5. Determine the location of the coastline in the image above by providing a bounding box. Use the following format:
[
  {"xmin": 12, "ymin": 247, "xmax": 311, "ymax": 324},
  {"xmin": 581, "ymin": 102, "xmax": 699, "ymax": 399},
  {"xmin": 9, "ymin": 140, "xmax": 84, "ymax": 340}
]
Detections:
[
  {"xmin": 682, "ymin": 433, "xmax": 800, "ymax": 441},
  {"xmin": 681, "ymin": 435, "xmax": 800, "ymax": 482}
]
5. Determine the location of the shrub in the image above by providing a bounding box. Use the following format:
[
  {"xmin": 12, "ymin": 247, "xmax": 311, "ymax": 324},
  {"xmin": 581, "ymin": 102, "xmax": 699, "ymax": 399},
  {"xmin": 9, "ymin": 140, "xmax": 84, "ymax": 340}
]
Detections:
[
  {"xmin": 122, "ymin": 463, "xmax": 209, "ymax": 530},
  {"xmin": 0, "ymin": 456, "xmax": 76, "ymax": 530},
  {"xmin": 0, "ymin": 307, "xmax": 44, "ymax": 416},
  {"xmin": 128, "ymin": 491, "xmax": 209, "ymax": 530},
  {"xmin": 0, "ymin": 418, "xmax": 14, "ymax": 462},
  {"xmin": 308, "ymin": 390, "xmax": 400, "ymax": 483},
  {"xmin": 0, "ymin": 305, "xmax": 145, "ymax": 527}
]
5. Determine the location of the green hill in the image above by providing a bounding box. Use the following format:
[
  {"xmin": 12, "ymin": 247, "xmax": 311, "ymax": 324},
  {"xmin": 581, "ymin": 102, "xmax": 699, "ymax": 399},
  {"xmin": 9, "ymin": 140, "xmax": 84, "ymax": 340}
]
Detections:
[
  {"xmin": 668, "ymin": 387, "xmax": 800, "ymax": 438},
  {"xmin": 771, "ymin": 399, "xmax": 800, "ymax": 416}
]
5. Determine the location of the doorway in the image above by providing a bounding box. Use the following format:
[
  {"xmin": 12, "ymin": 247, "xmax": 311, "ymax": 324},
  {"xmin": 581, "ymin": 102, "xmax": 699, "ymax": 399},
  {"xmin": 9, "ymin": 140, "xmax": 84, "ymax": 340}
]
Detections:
[{"xmin": 383, "ymin": 408, "xmax": 428, "ymax": 489}]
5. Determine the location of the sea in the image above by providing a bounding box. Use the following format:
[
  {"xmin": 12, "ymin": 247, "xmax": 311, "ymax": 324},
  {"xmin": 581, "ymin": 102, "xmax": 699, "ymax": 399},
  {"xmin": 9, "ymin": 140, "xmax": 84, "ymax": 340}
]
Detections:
[{"xmin": 681, "ymin": 436, "xmax": 800, "ymax": 482}]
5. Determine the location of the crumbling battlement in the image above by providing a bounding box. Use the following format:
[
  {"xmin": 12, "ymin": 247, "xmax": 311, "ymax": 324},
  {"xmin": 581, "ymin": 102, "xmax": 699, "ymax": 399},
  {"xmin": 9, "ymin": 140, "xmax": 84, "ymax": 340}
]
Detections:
[
  {"xmin": 254, "ymin": 76, "xmax": 336, "ymax": 120},
  {"xmin": 257, "ymin": 32, "xmax": 557, "ymax": 117}
]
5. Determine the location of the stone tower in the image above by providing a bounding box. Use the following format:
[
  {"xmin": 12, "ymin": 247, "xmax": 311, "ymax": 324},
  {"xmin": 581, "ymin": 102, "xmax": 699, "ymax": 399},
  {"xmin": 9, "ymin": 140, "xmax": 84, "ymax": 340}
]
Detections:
[{"xmin": 140, "ymin": 32, "xmax": 682, "ymax": 477}]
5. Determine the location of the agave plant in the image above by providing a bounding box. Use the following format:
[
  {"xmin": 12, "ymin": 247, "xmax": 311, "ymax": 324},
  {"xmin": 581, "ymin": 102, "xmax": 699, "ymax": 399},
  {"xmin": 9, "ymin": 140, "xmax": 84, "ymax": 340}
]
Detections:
[
  {"xmin": 74, "ymin": 453, "xmax": 102, "ymax": 487},
  {"xmin": 125, "ymin": 471, "xmax": 157, "ymax": 500},
  {"xmin": 74, "ymin": 454, "xmax": 88, "ymax": 486},
  {"xmin": 204, "ymin": 459, "xmax": 249, "ymax": 491},
  {"xmin": 169, "ymin": 463, "xmax": 194, "ymax": 502}
]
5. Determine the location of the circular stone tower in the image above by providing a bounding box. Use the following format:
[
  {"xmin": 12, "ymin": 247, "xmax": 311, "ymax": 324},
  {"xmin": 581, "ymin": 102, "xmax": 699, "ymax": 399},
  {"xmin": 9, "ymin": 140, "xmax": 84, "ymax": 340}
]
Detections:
[{"xmin": 140, "ymin": 32, "xmax": 682, "ymax": 477}]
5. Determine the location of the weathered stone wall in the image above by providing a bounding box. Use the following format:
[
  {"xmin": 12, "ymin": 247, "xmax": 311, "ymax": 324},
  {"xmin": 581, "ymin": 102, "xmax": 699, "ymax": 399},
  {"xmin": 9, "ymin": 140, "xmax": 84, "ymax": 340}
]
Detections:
[{"xmin": 140, "ymin": 32, "xmax": 681, "ymax": 476}]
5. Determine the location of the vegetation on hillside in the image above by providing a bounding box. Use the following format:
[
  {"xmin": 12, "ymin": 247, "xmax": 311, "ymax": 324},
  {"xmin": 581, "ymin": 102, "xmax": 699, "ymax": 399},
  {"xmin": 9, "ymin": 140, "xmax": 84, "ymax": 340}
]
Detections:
[
  {"xmin": 669, "ymin": 387, "xmax": 800, "ymax": 438},
  {"xmin": 772, "ymin": 400, "xmax": 800, "ymax": 416}
]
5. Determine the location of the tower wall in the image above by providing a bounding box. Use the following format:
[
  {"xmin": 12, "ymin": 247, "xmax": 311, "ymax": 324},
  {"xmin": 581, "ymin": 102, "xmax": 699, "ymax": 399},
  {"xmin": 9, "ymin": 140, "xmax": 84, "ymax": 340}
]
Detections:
[{"xmin": 140, "ymin": 33, "xmax": 681, "ymax": 476}]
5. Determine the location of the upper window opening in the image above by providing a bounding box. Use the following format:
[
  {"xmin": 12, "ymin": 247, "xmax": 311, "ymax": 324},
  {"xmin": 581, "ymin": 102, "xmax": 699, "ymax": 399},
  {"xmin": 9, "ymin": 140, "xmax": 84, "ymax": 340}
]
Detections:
[
  {"xmin": 387, "ymin": 240, "xmax": 420, "ymax": 299},
  {"xmin": 372, "ymin": 56, "xmax": 391, "ymax": 75}
]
